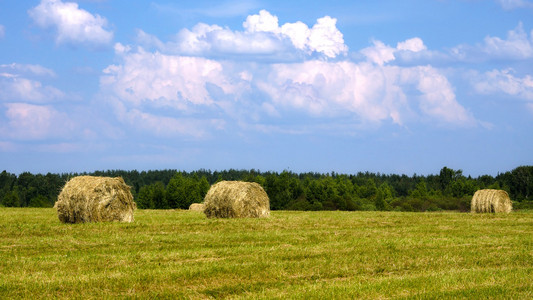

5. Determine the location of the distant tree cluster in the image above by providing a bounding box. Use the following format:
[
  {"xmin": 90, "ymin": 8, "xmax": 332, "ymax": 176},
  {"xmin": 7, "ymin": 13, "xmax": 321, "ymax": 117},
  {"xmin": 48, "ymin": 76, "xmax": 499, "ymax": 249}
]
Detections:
[{"xmin": 1, "ymin": 166, "xmax": 532, "ymax": 211}]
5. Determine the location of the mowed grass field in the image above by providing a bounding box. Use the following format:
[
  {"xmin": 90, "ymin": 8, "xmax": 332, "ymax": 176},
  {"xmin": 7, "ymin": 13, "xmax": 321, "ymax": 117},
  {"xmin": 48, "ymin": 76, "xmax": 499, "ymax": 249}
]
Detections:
[{"xmin": 1, "ymin": 208, "xmax": 532, "ymax": 299}]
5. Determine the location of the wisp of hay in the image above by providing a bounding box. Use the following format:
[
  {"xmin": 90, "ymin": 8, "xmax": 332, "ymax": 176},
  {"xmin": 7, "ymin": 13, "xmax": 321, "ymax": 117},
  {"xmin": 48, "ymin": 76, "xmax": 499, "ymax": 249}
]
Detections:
[
  {"xmin": 54, "ymin": 176, "xmax": 136, "ymax": 223},
  {"xmin": 471, "ymin": 189, "xmax": 512, "ymax": 213},
  {"xmin": 189, "ymin": 203, "xmax": 205, "ymax": 212},
  {"xmin": 203, "ymin": 181, "xmax": 270, "ymax": 218}
]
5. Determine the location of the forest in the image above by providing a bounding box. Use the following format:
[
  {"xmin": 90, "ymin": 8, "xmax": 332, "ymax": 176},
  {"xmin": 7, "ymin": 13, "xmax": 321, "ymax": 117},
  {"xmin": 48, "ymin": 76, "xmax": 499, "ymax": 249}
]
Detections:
[{"xmin": 0, "ymin": 166, "xmax": 532, "ymax": 212}]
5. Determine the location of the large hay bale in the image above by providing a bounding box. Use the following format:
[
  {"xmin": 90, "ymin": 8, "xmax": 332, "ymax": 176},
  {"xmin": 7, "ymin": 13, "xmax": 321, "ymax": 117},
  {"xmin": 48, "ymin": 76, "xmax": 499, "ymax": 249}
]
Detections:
[
  {"xmin": 203, "ymin": 181, "xmax": 270, "ymax": 218},
  {"xmin": 189, "ymin": 203, "xmax": 205, "ymax": 212},
  {"xmin": 471, "ymin": 189, "xmax": 512, "ymax": 213},
  {"xmin": 54, "ymin": 176, "xmax": 136, "ymax": 223}
]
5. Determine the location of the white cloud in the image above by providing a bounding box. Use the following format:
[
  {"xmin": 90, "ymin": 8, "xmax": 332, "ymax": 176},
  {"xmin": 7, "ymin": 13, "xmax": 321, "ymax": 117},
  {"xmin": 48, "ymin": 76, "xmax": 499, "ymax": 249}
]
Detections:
[
  {"xmin": 243, "ymin": 9, "xmax": 280, "ymax": 33},
  {"xmin": 0, "ymin": 63, "xmax": 56, "ymax": 77},
  {"xmin": 100, "ymin": 24, "xmax": 472, "ymax": 139},
  {"xmin": 452, "ymin": 23, "xmax": 533, "ymax": 61},
  {"xmin": 307, "ymin": 16, "xmax": 348, "ymax": 58},
  {"xmin": 0, "ymin": 25, "xmax": 5, "ymax": 38},
  {"xmin": 0, "ymin": 76, "xmax": 65, "ymax": 103},
  {"xmin": 360, "ymin": 40, "xmax": 396, "ymax": 66},
  {"xmin": 0, "ymin": 64, "xmax": 65, "ymax": 103},
  {"xmin": 28, "ymin": 0, "xmax": 113, "ymax": 47},
  {"xmin": 361, "ymin": 38, "xmax": 427, "ymax": 66},
  {"xmin": 496, "ymin": 0, "xmax": 533, "ymax": 10},
  {"xmin": 141, "ymin": 10, "xmax": 347, "ymax": 59},
  {"xmin": 397, "ymin": 37, "xmax": 427, "ymax": 52},
  {"xmin": 474, "ymin": 68, "xmax": 533, "ymax": 100},
  {"xmin": 101, "ymin": 45, "xmax": 238, "ymax": 108},
  {"xmin": 259, "ymin": 60, "xmax": 474, "ymax": 126},
  {"xmin": 100, "ymin": 46, "xmax": 235, "ymax": 138},
  {"xmin": 1, "ymin": 103, "xmax": 74, "ymax": 140},
  {"xmin": 483, "ymin": 23, "xmax": 533, "ymax": 59},
  {"xmin": 243, "ymin": 10, "xmax": 348, "ymax": 58}
]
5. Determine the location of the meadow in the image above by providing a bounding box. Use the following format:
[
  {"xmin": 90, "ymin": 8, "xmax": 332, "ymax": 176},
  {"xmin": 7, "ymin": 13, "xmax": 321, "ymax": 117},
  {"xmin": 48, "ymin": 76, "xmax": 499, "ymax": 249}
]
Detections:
[{"xmin": 1, "ymin": 208, "xmax": 532, "ymax": 299}]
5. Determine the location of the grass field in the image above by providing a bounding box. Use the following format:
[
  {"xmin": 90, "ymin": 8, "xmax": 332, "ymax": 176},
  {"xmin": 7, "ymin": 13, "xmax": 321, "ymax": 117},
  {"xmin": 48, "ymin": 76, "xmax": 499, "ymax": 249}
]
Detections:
[{"xmin": 1, "ymin": 208, "xmax": 532, "ymax": 299}]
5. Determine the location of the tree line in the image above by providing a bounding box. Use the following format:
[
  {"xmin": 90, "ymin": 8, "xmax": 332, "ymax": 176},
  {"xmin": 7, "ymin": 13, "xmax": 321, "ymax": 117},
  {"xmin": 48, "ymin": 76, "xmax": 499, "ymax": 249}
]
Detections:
[{"xmin": 0, "ymin": 166, "xmax": 532, "ymax": 211}]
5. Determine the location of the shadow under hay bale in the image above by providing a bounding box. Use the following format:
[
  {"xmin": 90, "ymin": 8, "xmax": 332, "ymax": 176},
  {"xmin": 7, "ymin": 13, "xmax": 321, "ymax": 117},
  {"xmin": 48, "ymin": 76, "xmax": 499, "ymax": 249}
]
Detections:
[
  {"xmin": 54, "ymin": 176, "xmax": 136, "ymax": 223},
  {"xmin": 203, "ymin": 181, "xmax": 270, "ymax": 218},
  {"xmin": 471, "ymin": 189, "xmax": 512, "ymax": 213},
  {"xmin": 189, "ymin": 203, "xmax": 205, "ymax": 212}
]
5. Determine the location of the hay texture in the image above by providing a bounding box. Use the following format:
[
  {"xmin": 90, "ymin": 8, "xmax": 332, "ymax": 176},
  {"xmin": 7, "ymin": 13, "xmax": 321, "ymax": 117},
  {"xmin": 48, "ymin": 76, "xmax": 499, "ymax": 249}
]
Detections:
[
  {"xmin": 471, "ymin": 189, "xmax": 512, "ymax": 213},
  {"xmin": 203, "ymin": 181, "xmax": 270, "ymax": 218},
  {"xmin": 189, "ymin": 203, "xmax": 205, "ymax": 212},
  {"xmin": 54, "ymin": 176, "xmax": 136, "ymax": 223}
]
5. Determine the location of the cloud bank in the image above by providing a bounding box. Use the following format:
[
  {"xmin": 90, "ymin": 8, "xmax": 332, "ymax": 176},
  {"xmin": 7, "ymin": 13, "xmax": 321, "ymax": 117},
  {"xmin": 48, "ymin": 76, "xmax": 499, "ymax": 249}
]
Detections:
[{"xmin": 99, "ymin": 10, "xmax": 476, "ymax": 138}]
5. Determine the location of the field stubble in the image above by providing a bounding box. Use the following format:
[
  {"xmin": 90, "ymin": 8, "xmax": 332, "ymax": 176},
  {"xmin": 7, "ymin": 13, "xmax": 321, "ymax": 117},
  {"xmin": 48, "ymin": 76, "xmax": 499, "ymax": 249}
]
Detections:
[{"xmin": 0, "ymin": 208, "xmax": 532, "ymax": 299}]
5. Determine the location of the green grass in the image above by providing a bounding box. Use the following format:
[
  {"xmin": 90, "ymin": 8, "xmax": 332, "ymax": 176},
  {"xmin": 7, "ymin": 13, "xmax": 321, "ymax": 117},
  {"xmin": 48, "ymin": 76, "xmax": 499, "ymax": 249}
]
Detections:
[{"xmin": 1, "ymin": 208, "xmax": 532, "ymax": 299}]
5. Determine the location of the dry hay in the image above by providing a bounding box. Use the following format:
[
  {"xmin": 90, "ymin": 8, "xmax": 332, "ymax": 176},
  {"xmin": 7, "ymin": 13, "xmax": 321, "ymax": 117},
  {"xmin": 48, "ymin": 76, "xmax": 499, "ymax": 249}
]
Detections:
[
  {"xmin": 471, "ymin": 189, "xmax": 512, "ymax": 213},
  {"xmin": 189, "ymin": 203, "xmax": 205, "ymax": 212},
  {"xmin": 203, "ymin": 181, "xmax": 270, "ymax": 218},
  {"xmin": 54, "ymin": 176, "xmax": 136, "ymax": 223}
]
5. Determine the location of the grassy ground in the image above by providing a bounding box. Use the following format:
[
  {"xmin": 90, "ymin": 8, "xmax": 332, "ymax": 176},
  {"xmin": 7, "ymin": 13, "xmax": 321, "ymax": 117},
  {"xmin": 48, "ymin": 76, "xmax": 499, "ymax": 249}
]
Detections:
[{"xmin": 0, "ymin": 208, "xmax": 532, "ymax": 299}]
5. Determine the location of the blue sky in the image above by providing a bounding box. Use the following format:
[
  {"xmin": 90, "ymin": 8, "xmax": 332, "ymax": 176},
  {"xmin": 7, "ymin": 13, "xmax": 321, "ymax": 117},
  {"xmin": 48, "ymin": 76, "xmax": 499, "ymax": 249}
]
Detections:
[{"xmin": 1, "ymin": 0, "xmax": 532, "ymax": 176}]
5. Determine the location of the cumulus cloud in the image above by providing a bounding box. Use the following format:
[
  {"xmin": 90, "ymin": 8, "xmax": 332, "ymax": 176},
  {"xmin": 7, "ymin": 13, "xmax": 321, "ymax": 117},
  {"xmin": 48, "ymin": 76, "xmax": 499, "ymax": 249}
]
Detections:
[
  {"xmin": 473, "ymin": 68, "xmax": 533, "ymax": 100},
  {"xmin": 100, "ymin": 45, "xmax": 234, "ymax": 138},
  {"xmin": 101, "ymin": 37, "xmax": 473, "ymax": 131},
  {"xmin": 397, "ymin": 37, "xmax": 427, "ymax": 52},
  {"xmin": 482, "ymin": 23, "xmax": 533, "ymax": 59},
  {"xmin": 99, "ymin": 12, "xmax": 475, "ymax": 139},
  {"xmin": 140, "ymin": 10, "xmax": 347, "ymax": 59},
  {"xmin": 101, "ymin": 44, "xmax": 239, "ymax": 108},
  {"xmin": 361, "ymin": 37, "xmax": 427, "ymax": 65},
  {"xmin": 258, "ymin": 61, "xmax": 473, "ymax": 126},
  {"xmin": 28, "ymin": 0, "xmax": 113, "ymax": 47},
  {"xmin": 452, "ymin": 23, "xmax": 533, "ymax": 61}
]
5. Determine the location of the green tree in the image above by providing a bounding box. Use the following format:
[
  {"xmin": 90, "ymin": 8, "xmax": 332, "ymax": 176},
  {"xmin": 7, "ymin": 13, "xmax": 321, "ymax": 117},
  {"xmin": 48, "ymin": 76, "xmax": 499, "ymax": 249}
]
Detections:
[
  {"xmin": 29, "ymin": 195, "xmax": 50, "ymax": 207},
  {"xmin": 2, "ymin": 190, "xmax": 20, "ymax": 207},
  {"xmin": 375, "ymin": 182, "xmax": 394, "ymax": 211},
  {"xmin": 136, "ymin": 185, "xmax": 154, "ymax": 209},
  {"xmin": 410, "ymin": 180, "xmax": 428, "ymax": 199},
  {"xmin": 137, "ymin": 182, "xmax": 166, "ymax": 209}
]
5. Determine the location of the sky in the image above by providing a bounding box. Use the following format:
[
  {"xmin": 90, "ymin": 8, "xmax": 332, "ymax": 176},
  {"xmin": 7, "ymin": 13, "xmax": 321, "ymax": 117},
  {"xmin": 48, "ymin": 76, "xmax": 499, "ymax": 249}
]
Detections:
[{"xmin": 0, "ymin": 0, "xmax": 532, "ymax": 176}]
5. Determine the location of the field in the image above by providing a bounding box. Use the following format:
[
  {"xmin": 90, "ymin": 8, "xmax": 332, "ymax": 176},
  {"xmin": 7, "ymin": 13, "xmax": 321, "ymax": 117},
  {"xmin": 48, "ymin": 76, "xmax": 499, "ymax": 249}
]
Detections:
[{"xmin": 1, "ymin": 208, "xmax": 532, "ymax": 299}]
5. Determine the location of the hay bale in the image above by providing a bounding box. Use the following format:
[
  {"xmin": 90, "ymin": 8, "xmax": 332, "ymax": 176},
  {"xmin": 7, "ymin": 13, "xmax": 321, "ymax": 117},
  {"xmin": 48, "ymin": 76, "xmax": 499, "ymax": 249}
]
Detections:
[
  {"xmin": 54, "ymin": 176, "xmax": 136, "ymax": 223},
  {"xmin": 471, "ymin": 189, "xmax": 512, "ymax": 213},
  {"xmin": 203, "ymin": 181, "xmax": 270, "ymax": 218},
  {"xmin": 189, "ymin": 203, "xmax": 205, "ymax": 212}
]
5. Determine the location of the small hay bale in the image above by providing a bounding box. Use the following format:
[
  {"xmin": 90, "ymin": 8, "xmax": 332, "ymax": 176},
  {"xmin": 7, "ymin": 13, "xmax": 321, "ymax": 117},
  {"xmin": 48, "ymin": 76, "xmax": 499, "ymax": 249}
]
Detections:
[
  {"xmin": 54, "ymin": 176, "xmax": 136, "ymax": 223},
  {"xmin": 203, "ymin": 181, "xmax": 270, "ymax": 218},
  {"xmin": 189, "ymin": 203, "xmax": 205, "ymax": 212},
  {"xmin": 471, "ymin": 189, "xmax": 512, "ymax": 213}
]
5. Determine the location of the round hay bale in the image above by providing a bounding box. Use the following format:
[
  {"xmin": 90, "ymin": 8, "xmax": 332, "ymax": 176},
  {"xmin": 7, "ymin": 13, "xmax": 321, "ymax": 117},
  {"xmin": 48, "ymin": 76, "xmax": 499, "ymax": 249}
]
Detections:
[
  {"xmin": 471, "ymin": 189, "xmax": 512, "ymax": 213},
  {"xmin": 203, "ymin": 181, "xmax": 270, "ymax": 218},
  {"xmin": 54, "ymin": 176, "xmax": 136, "ymax": 223},
  {"xmin": 189, "ymin": 203, "xmax": 205, "ymax": 212}
]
